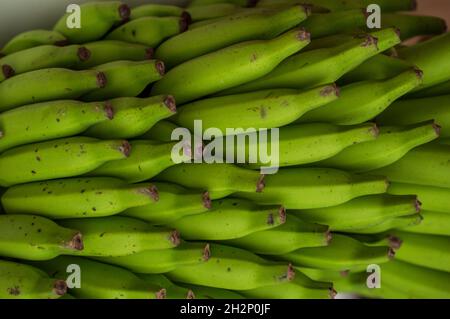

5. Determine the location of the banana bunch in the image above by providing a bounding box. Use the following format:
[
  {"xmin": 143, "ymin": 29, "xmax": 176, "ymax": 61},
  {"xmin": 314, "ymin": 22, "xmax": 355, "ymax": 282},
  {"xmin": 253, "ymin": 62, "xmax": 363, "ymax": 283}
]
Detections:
[{"xmin": 0, "ymin": 0, "xmax": 449, "ymax": 300}]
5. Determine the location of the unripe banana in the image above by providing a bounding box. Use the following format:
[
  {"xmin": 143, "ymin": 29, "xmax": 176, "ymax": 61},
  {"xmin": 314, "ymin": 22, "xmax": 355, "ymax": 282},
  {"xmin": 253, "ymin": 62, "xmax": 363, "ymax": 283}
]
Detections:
[
  {"xmin": 121, "ymin": 182, "xmax": 211, "ymax": 225},
  {"xmin": 156, "ymin": 163, "xmax": 265, "ymax": 200},
  {"xmin": 54, "ymin": 1, "xmax": 131, "ymax": 44},
  {"xmin": 186, "ymin": 284, "xmax": 244, "ymax": 299},
  {"xmin": 173, "ymin": 85, "xmax": 340, "ymax": 134},
  {"xmin": 84, "ymin": 96, "xmax": 176, "ymax": 139},
  {"xmin": 34, "ymin": 256, "xmax": 166, "ymax": 299},
  {"xmin": 236, "ymin": 168, "xmax": 388, "ymax": 209},
  {"xmin": 0, "ymin": 214, "xmax": 83, "ymax": 260},
  {"xmin": 377, "ymin": 95, "xmax": 450, "ymax": 138},
  {"xmin": 58, "ymin": 216, "xmax": 179, "ymax": 257},
  {"xmin": 369, "ymin": 143, "xmax": 450, "ymax": 188},
  {"xmin": 350, "ymin": 214, "xmax": 423, "ymax": 234},
  {"xmin": 298, "ymin": 68, "xmax": 423, "ymax": 125},
  {"xmin": 318, "ymin": 121, "xmax": 440, "ymax": 172},
  {"xmin": 399, "ymin": 210, "xmax": 450, "ymax": 236},
  {"xmin": 219, "ymin": 28, "xmax": 401, "ymax": 95},
  {"xmin": 0, "ymin": 259, "xmax": 67, "ymax": 299},
  {"xmin": 155, "ymin": 6, "xmax": 309, "ymax": 67},
  {"xmin": 131, "ymin": 4, "xmax": 186, "ymax": 19},
  {"xmin": 380, "ymin": 14, "xmax": 446, "ymax": 41},
  {"xmin": 140, "ymin": 120, "xmax": 181, "ymax": 142},
  {"xmin": 151, "ymin": 28, "xmax": 311, "ymax": 103},
  {"xmin": 166, "ymin": 243, "xmax": 295, "ymax": 290},
  {"xmin": 0, "ymin": 68, "xmax": 106, "ymax": 112},
  {"xmin": 408, "ymin": 79, "xmax": 450, "ymax": 98},
  {"xmin": 293, "ymin": 194, "xmax": 420, "ymax": 232},
  {"xmin": 0, "ymin": 100, "xmax": 113, "ymax": 153},
  {"xmin": 1, "ymin": 30, "xmax": 67, "ymax": 55},
  {"xmin": 106, "ymin": 16, "xmax": 189, "ymax": 47},
  {"xmin": 1, "ymin": 177, "xmax": 159, "ymax": 219},
  {"xmin": 224, "ymin": 214, "xmax": 331, "ymax": 255},
  {"xmin": 273, "ymin": 234, "xmax": 394, "ymax": 271},
  {"xmin": 95, "ymin": 242, "xmax": 211, "ymax": 274},
  {"xmin": 189, "ymin": 0, "xmax": 256, "ymax": 7},
  {"xmin": 82, "ymin": 60, "xmax": 165, "ymax": 101},
  {"xmin": 138, "ymin": 274, "xmax": 195, "ymax": 299},
  {"xmin": 0, "ymin": 137, "xmax": 130, "ymax": 187},
  {"xmin": 187, "ymin": 3, "xmax": 240, "ymax": 21},
  {"xmin": 168, "ymin": 198, "xmax": 285, "ymax": 240}
]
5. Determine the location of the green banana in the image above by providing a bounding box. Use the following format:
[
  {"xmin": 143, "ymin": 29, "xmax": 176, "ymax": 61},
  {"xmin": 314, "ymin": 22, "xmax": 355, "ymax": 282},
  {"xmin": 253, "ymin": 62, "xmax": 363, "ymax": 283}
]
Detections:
[
  {"xmin": 0, "ymin": 137, "xmax": 130, "ymax": 187},
  {"xmin": 1, "ymin": 177, "xmax": 159, "ymax": 219},
  {"xmin": 173, "ymin": 85, "xmax": 340, "ymax": 134},
  {"xmin": 131, "ymin": 4, "xmax": 187, "ymax": 19},
  {"xmin": 166, "ymin": 243, "xmax": 295, "ymax": 290},
  {"xmin": 138, "ymin": 274, "xmax": 195, "ymax": 299},
  {"xmin": 369, "ymin": 143, "xmax": 450, "ymax": 188},
  {"xmin": 377, "ymin": 95, "xmax": 450, "ymax": 138},
  {"xmin": 168, "ymin": 198, "xmax": 285, "ymax": 240},
  {"xmin": 156, "ymin": 163, "xmax": 265, "ymax": 200},
  {"xmin": 58, "ymin": 216, "xmax": 179, "ymax": 257},
  {"xmin": 408, "ymin": 79, "xmax": 450, "ymax": 98},
  {"xmin": 223, "ymin": 214, "xmax": 331, "ymax": 255},
  {"xmin": 273, "ymin": 234, "xmax": 394, "ymax": 271},
  {"xmin": 186, "ymin": 284, "xmax": 244, "ymax": 299},
  {"xmin": 121, "ymin": 182, "xmax": 211, "ymax": 225},
  {"xmin": 0, "ymin": 100, "xmax": 113, "ymax": 153},
  {"xmin": 236, "ymin": 168, "xmax": 389, "ymax": 209},
  {"xmin": 293, "ymin": 194, "xmax": 420, "ymax": 232},
  {"xmin": 95, "ymin": 242, "xmax": 211, "ymax": 274},
  {"xmin": 1, "ymin": 30, "xmax": 67, "ymax": 55},
  {"xmin": 0, "ymin": 68, "xmax": 106, "ymax": 112},
  {"xmin": 34, "ymin": 256, "xmax": 166, "ymax": 299},
  {"xmin": 0, "ymin": 259, "xmax": 67, "ymax": 299},
  {"xmin": 151, "ymin": 28, "xmax": 311, "ymax": 103},
  {"xmin": 189, "ymin": 0, "xmax": 257, "ymax": 7},
  {"xmin": 349, "ymin": 214, "xmax": 423, "ymax": 234},
  {"xmin": 187, "ymin": 3, "xmax": 240, "ymax": 21},
  {"xmin": 398, "ymin": 210, "xmax": 450, "ymax": 236},
  {"xmin": 84, "ymin": 96, "xmax": 176, "ymax": 139},
  {"xmin": 140, "ymin": 120, "xmax": 181, "ymax": 142},
  {"xmin": 318, "ymin": 121, "xmax": 440, "ymax": 172},
  {"xmin": 53, "ymin": 1, "xmax": 131, "ymax": 43},
  {"xmin": 0, "ymin": 214, "xmax": 83, "ymax": 260},
  {"xmin": 106, "ymin": 16, "xmax": 189, "ymax": 47},
  {"xmin": 82, "ymin": 60, "xmax": 165, "ymax": 101},
  {"xmin": 298, "ymin": 68, "xmax": 423, "ymax": 125},
  {"xmin": 155, "ymin": 6, "xmax": 309, "ymax": 67},
  {"xmin": 219, "ymin": 28, "xmax": 401, "ymax": 95},
  {"xmin": 380, "ymin": 14, "xmax": 447, "ymax": 41}
]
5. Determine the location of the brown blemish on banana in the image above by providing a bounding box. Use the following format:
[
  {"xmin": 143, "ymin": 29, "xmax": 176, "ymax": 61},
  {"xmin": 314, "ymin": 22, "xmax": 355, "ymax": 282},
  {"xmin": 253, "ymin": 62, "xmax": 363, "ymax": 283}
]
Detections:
[
  {"xmin": 164, "ymin": 95, "xmax": 177, "ymax": 113},
  {"xmin": 267, "ymin": 213, "xmax": 274, "ymax": 226},
  {"xmin": 259, "ymin": 105, "xmax": 267, "ymax": 119},
  {"xmin": 104, "ymin": 101, "xmax": 115, "ymax": 120},
  {"xmin": 142, "ymin": 184, "xmax": 159, "ymax": 202},
  {"xmin": 287, "ymin": 263, "xmax": 295, "ymax": 281},
  {"xmin": 203, "ymin": 244, "xmax": 211, "ymax": 261},
  {"xmin": 256, "ymin": 175, "xmax": 265, "ymax": 193},
  {"xmin": 279, "ymin": 207, "xmax": 286, "ymax": 224},
  {"xmin": 77, "ymin": 47, "xmax": 91, "ymax": 61},
  {"xmin": 170, "ymin": 230, "xmax": 181, "ymax": 246},
  {"xmin": 54, "ymin": 280, "xmax": 68, "ymax": 296},
  {"xmin": 96, "ymin": 72, "xmax": 107, "ymax": 88},
  {"xmin": 340, "ymin": 270, "xmax": 350, "ymax": 277},
  {"xmin": 202, "ymin": 192, "xmax": 212, "ymax": 209},
  {"xmin": 361, "ymin": 35, "xmax": 379, "ymax": 50},
  {"xmin": 2, "ymin": 64, "xmax": 15, "ymax": 79},
  {"xmin": 7, "ymin": 286, "xmax": 20, "ymax": 296},
  {"xmin": 156, "ymin": 288, "xmax": 167, "ymax": 299}
]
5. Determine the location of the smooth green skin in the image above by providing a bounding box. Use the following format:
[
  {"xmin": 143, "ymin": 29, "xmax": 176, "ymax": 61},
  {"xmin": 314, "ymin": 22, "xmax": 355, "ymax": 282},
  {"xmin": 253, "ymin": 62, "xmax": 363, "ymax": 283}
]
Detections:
[
  {"xmin": 59, "ymin": 216, "xmax": 178, "ymax": 257},
  {"xmin": 236, "ymin": 168, "xmax": 388, "ymax": 209},
  {"xmin": 339, "ymin": 54, "xmax": 413, "ymax": 84},
  {"xmin": 349, "ymin": 214, "xmax": 423, "ymax": 234},
  {"xmin": 1, "ymin": 177, "xmax": 158, "ymax": 219},
  {"xmin": 34, "ymin": 256, "xmax": 164, "ymax": 299},
  {"xmin": 121, "ymin": 182, "xmax": 211, "ymax": 225},
  {"xmin": 151, "ymin": 28, "xmax": 311, "ymax": 104},
  {"xmin": 398, "ymin": 32, "xmax": 450, "ymax": 90},
  {"xmin": 388, "ymin": 182, "xmax": 450, "ymax": 213},
  {"xmin": 131, "ymin": 4, "xmax": 185, "ymax": 19},
  {"xmin": 173, "ymin": 85, "xmax": 339, "ymax": 134},
  {"xmin": 166, "ymin": 243, "xmax": 295, "ymax": 291},
  {"xmin": 186, "ymin": 284, "xmax": 244, "ymax": 299},
  {"xmin": 0, "ymin": 137, "xmax": 129, "ymax": 187},
  {"xmin": 0, "ymin": 68, "xmax": 105, "ymax": 112},
  {"xmin": 224, "ymin": 214, "xmax": 330, "ymax": 255},
  {"xmin": 377, "ymin": 95, "xmax": 450, "ymax": 138},
  {"xmin": 399, "ymin": 210, "xmax": 450, "ymax": 236},
  {"xmin": 155, "ymin": 6, "xmax": 309, "ymax": 68},
  {"xmin": 82, "ymin": 60, "xmax": 164, "ymax": 101},
  {"xmin": 85, "ymin": 96, "xmax": 175, "ymax": 139},
  {"xmin": 140, "ymin": 120, "xmax": 180, "ymax": 142},
  {"xmin": 187, "ymin": 3, "xmax": 239, "ymax": 21},
  {"xmin": 156, "ymin": 163, "xmax": 264, "ymax": 200},
  {"xmin": 298, "ymin": 68, "xmax": 423, "ymax": 125},
  {"xmin": 219, "ymin": 28, "xmax": 401, "ymax": 95},
  {"xmin": 106, "ymin": 16, "xmax": 185, "ymax": 48},
  {"xmin": 293, "ymin": 194, "xmax": 419, "ymax": 232},
  {"xmin": 408, "ymin": 79, "xmax": 450, "ymax": 98},
  {"xmin": 53, "ymin": 1, "xmax": 130, "ymax": 44},
  {"xmin": 89, "ymin": 140, "xmax": 187, "ymax": 183},
  {"xmin": 168, "ymin": 198, "xmax": 284, "ymax": 240},
  {"xmin": 319, "ymin": 122, "xmax": 440, "ymax": 172},
  {"xmin": 0, "ymin": 100, "xmax": 111, "ymax": 153},
  {"xmin": 0, "ymin": 215, "xmax": 82, "ymax": 261},
  {"xmin": 189, "ymin": 0, "xmax": 252, "ymax": 6},
  {"xmin": 0, "ymin": 260, "xmax": 66, "ymax": 299},
  {"xmin": 302, "ymin": 34, "xmax": 355, "ymax": 52},
  {"xmin": 1, "ymin": 30, "xmax": 67, "ymax": 55},
  {"xmin": 273, "ymin": 234, "xmax": 393, "ymax": 271},
  {"xmin": 236, "ymin": 122, "xmax": 378, "ymax": 168},
  {"xmin": 370, "ymin": 143, "xmax": 450, "ymax": 188},
  {"xmin": 138, "ymin": 274, "xmax": 194, "ymax": 299},
  {"xmin": 380, "ymin": 14, "xmax": 446, "ymax": 41},
  {"xmin": 391, "ymin": 231, "xmax": 450, "ymax": 273},
  {"xmin": 96, "ymin": 242, "xmax": 210, "ymax": 274},
  {"xmin": 0, "ymin": 44, "xmax": 90, "ymax": 82}
]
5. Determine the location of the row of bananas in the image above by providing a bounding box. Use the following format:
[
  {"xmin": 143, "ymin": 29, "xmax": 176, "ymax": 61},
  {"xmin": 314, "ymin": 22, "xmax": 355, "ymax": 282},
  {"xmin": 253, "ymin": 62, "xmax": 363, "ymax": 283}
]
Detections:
[{"xmin": 0, "ymin": 0, "xmax": 449, "ymax": 299}]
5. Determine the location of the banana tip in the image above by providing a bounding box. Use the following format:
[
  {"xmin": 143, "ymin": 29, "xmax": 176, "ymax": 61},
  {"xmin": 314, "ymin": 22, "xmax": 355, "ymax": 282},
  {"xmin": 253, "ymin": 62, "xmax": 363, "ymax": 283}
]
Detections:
[
  {"xmin": 156, "ymin": 60, "xmax": 166, "ymax": 76},
  {"xmin": 54, "ymin": 39, "xmax": 69, "ymax": 47},
  {"xmin": 164, "ymin": 95, "xmax": 177, "ymax": 113},
  {"xmin": 202, "ymin": 191, "xmax": 212, "ymax": 209},
  {"xmin": 297, "ymin": 28, "xmax": 311, "ymax": 41},
  {"xmin": 145, "ymin": 184, "xmax": 160, "ymax": 202},
  {"xmin": 181, "ymin": 11, "xmax": 192, "ymax": 27},
  {"xmin": 256, "ymin": 175, "xmax": 265, "ymax": 193},
  {"xmin": 104, "ymin": 101, "xmax": 115, "ymax": 120},
  {"xmin": 145, "ymin": 48, "xmax": 154, "ymax": 60},
  {"xmin": 320, "ymin": 83, "xmax": 340, "ymax": 97},
  {"xmin": 2, "ymin": 64, "xmax": 15, "ymax": 79},
  {"xmin": 301, "ymin": 4, "xmax": 312, "ymax": 16},
  {"xmin": 388, "ymin": 247, "xmax": 396, "ymax": 260},
  {"xmin": 119, "ymin": 141, "xmax": 131, "ymax": 157},
  {"xmin": 186, "ymin": 290, "xmax": 195, "ymax": 299},
  {"xmin": 279, "ymin": 206, "xmax": 286, "ymax": 224},
  {"xmin": 388, "ymin": 235, "xmax": 403, "ymax": 250},
  {"xmin": 54, "ymin": 280, "xmax": 68, "ymax": 296},
  {"xmin": 325, "ymin": 229, "xmax": 333, "ymax": 245},
  {"xmin": 432, "ymin": 122, "xmax": 442, "ymax": 136},
  {"xmin": 329, "ymin": 287, "xmax": 337, "ymax": 299},
  {"xmin": 77, "ymin": 47, "xmax": 91, "ymax": 62},
  {"xmin": 267, "ymin": 213, "xmax": 274, "ymax": 225},
  {"xmin": 287, "ymin": 263, "xmax": 295, "ymax": 281},
  {"xmin": 156, "ymin": 288, "xmax": 166, "ymax": 299},
  {"xmin": 96, "ymin": 72, "xmax": 107, "ymax": 88},
  {"xmin": 203, "ymin": 244, "xmax": 211, "ymax": 261},
  {"xmin": 68, "ymin": 232, "xmax": 84, "ymax": 251},
  {"xmin": 415, "ymin": 198, "xmax": 422, "ymax": 213},
  {"xmin": 370, "ymin": 123, "xmax": 380, "ymax": 138},
  {"xmin": 413, "ymin": 67, "xmax": 424, "ymax": 80},
  {"xmin": 170, "ymin": 230, "xmax": 181, "ymax": 246},
  {"xmin": 180, "ymin": 14, "xmax": 190, "ymax": 33},
  {"xmin": 119, "ymin": 4, "xmax": 131, "ymax": 21}
]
